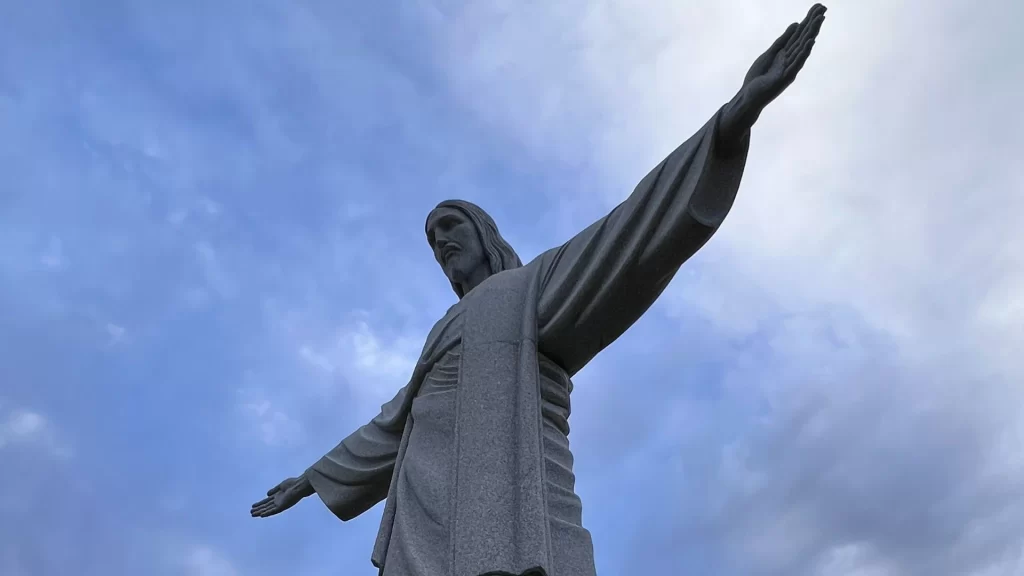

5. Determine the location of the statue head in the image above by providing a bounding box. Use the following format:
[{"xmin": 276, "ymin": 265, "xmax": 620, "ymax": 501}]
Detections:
[{"xmin": 425, "ymin": 200, "xmax": 522, "ymax": 298}]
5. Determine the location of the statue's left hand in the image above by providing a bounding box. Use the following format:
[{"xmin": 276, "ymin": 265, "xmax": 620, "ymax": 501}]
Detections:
[
  {"xmin": 250, "ymin": 475, "xmax": 314, "ymax": 518},
  {"xmin": 719, "ymin": 4, "xmax": 826, "ymax": 151},
  {"xmin": 742, "ymin": 4, "xmax": 826, "ymax": 107}
]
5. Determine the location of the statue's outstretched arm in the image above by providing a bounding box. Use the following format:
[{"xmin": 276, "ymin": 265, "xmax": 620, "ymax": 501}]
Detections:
[{"xmin": 534, "ymin": 4, "xmax": 826, "ymax": 376}]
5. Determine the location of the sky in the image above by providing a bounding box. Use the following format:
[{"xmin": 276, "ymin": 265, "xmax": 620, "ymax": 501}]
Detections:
[{"xmin": 1, "ymin": 0, "xmax": 1022, "ymax": 575}]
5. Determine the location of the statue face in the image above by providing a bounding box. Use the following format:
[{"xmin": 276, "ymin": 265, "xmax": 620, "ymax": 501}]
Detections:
[{"xmin": 426, "ymin": 207, "xmax": 489, "ymax": 286}]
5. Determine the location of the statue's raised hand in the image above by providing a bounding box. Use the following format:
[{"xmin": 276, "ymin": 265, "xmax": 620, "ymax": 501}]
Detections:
[
  {"xmin": 743, "ymin": 4, "xmax": 826, "ymax": 107},
  {"xmin": 719, "ymin": 4, "xmax": 827, "ymax": 152},
  {"xmin": 250, "ymin": 475, "xmax": 314, "ymax": 518}
]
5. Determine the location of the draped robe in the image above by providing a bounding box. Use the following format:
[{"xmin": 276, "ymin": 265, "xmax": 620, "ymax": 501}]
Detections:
[{"xmin": 304, "ymin": 108, "xmax": 749, "ymax": 576}]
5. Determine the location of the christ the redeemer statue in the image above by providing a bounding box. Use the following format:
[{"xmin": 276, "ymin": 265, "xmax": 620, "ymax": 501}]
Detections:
[{"xmin": 251, "ymin": 5, "xmax": 827, "ymax": 576}]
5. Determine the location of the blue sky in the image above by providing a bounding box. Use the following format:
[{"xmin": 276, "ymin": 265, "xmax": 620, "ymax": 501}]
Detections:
[{"xmin": 2, "ymin": 0, "xmax": 1023, "ymax": 575}]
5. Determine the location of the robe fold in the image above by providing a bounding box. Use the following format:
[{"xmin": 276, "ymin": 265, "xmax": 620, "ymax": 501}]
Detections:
[{"xmin": 304, "ymin": 107, "xmax": 749, "ymax": 576}]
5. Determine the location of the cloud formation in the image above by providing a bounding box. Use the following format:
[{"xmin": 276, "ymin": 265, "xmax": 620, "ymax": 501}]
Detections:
[
  {"xmin": 1, "ymin": 0, "xmax": 1020, "ymax": 575},
  {"xmin": 428, "ymin": 0, "xmax": 1024, "ymax": 573},
  {"xmin": 0, "ymin": 406, "xmax": 68, "ymax": 458}
]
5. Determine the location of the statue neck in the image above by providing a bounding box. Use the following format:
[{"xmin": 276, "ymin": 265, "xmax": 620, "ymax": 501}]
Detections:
[{"xmin": 456, "ymin": 265, "xmax": 492, "ymax": 298}]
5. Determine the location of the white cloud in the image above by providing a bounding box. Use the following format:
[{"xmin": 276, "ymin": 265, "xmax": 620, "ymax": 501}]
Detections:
[
  {"xmin": 168, "ymin": 209, "xmax": 189, "ymax": 227},
  {"xmin": 296, "ymin": 317, "xmax": 420, "ymax": 412},
  {"xmin": 183, "ymin": 545, "xmax": 238, "ymax": 576},
  {"xmin": 967, "ymin": 545, "xmax": 1024, "ymax": 576},
  {"xmin": 141, "ymin": 134, "xmax": 166, "ymax": 160},
  {"xmin": 105, "ymin": 322, "xmax": 126, "ymax": 344},
  {"xmin": 198, "ymin": 196, "xmax": 221, "ymax": 216},
  {"xmin": 195, "ymin": 241, "xmax": 237, "ymax": 299},
  {"xmin": 237, "ymin": 386, "xmax": 303, "ymax": 447},
  {"xmin": 7, "ymin": 410, "xmax": 44, "ymax": 437},
  {"xmin": 345, "ymin": 320, "xmax": 419, "ymax": 383},
  {"xmin": 0, "ymin": 406, "xmax": 70, "ymax": 458},
  {"xmin": 298, "ymin": 345, "xmax": 336, "ymax": 374},
  {"xmin": 39, "ymin": 236, "xmax": 64, "ymax": 270},
  {"xmin": 813, "ymin": 543, "xmax": 895, "ymax": 576}
]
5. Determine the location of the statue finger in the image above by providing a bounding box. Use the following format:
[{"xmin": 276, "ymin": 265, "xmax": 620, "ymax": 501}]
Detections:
[
  {"xmin": 267, "ymin": 483, "xmax": 283, "ymax": 497},
  {"xmin": 786, "ymin": 22, "xmax": 811, "ymax": 52},
  {"xmin": 805, "ymin": 3, "xmax": 827, "ymax": 23},
  {"xmin": 799, "ymin": 26, "xmax": 820, "ymax": 57},
  {"xmin": 787, "ymin": 36, "xmax": 816, "ymax": 68},
  {"xmin": 784, "ymin": 6, "xmax": 824, "ymax": 53},
  {"xmin": 253, "ymin": 503, "xmax": 277, "ymax": 517},
  {"xmin": 783, "ymin": 40, "xmax": 814, "ymax": 80},
  {"xmin": 785, "ymin": 16, "xmax": 822, "ymax": 67},
  {"xmin": 772, "ymin": 23, "xmax": 799, "ymax": 54},
  {"xmin": 790, "ymin": 14, "xmax": 819, "ymax": 53},
  {"xmin": 795, "ymin": 5, "xmax": 816, "ymax": 33},
  {"xmin": 805, "ymin": 12, "xmax": 825, "ymax": 39},
  {"xmin": 783, "ymin": 21, "xmax": 803, "ymax": 50},
  {"xmin": 252, "ymin": 496, "xmax": 273, "ymax": 508},
  {"xmin": 795, "ymin": 6, "xmax": 825, "ymax": 41}
]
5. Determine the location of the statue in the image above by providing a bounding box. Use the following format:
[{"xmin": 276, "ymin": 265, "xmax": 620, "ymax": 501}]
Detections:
[{"xmin": 250, "ymin": 5, "xmax": 827, "ymax": 575}]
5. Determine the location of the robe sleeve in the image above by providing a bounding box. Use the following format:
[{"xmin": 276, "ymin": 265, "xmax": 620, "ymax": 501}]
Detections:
[
  {"xmin": 303, "ymin": 384, "xmax": 408, "ymax": 521},
  {"xmin": 535, "ymin": 107, "xmax": 749, "ymax": 376}
]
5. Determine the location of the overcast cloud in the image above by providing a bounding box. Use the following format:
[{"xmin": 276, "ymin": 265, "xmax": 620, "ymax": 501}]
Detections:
[{"xmin": 1, "ymin": 0, "xmax": 1021, "ymax": 575}]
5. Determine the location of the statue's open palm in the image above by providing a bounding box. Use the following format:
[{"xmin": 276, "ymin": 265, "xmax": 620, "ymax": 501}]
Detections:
[
  {"xmin": 716, "ymin": 3, "xmax": 827, "ymax": 153},
  {"xmin": 743, "ymin": 4, "xmax": 826, "ymax": 109},
  {"xmin": 250, "ymin": 477, "xmax": 306, "ymax": 518}
]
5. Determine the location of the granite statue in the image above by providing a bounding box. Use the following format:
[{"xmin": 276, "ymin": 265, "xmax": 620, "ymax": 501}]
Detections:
[{"xmin": 250, "ymin": 5, "xmax": 828, "ymax": 575}]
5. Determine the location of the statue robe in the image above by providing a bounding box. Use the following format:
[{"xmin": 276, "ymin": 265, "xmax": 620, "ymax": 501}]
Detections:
[{"xmin": 304, "ymin": 108, "xmax": 749, "ymax": 576}]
